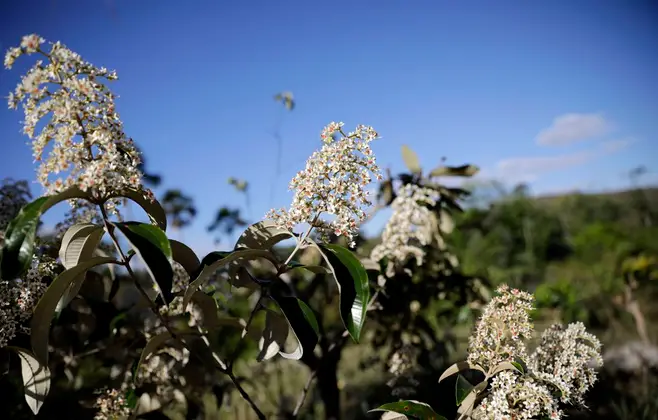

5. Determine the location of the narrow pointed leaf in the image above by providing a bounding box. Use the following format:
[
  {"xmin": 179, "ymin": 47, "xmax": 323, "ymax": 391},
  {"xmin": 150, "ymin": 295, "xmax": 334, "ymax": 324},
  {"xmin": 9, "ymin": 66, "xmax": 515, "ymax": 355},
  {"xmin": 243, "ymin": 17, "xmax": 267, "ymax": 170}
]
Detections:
[
  {"xmin": 317, "ymin": 244, "xmax": 370, "ymax": 343},
  {"xmin": 439, "ymin": 361, "xmax": 486, "ymax": 382},
  {"xmin": 56, "ymin": 223, "xmax": 105, "ymax": 313},
  {"xmin": 490, "ymin": 361, "xmax": 523, "ymax": 377},
  {"xmin": 455, "ymin": 374, "xmax": 474, "ymax": 406},
  {"xmin": 369, "ymin": 400, "xmax": 445, "ymax": 419},
  {"xmin": 234, "ymin": 220, "xmax": 293, "ymax": 250},
  {"xmin": 184, "ymin": 249, "xmax": 278, "ymax": 307},
  {"xmin": 113, "ymin": 222, "xmax": 174, "ymax": 304},
  {"xmin": 269, "ymin": 295, "xmax": 318, "ymax": 360},
  {"xmin": 31, "ymin": 256, "xmax": 116, "ymax": 365},
  {"xmin": 7, "ymin": 347, "xmax": 51, "ymax": 415},
  {"xmin": 401, "ymin": 145, "xmax": 422, "ymax": 174},
  {"xmin": 108, "ymin": 188, "xmax": 167, "ymax": 230},
  {"xmin": 286, "ymin": 261, "xmax": 330, "ymax": 274},
  {"xmin": 429, "ymin": 164, "xmax": 479, "ymax": 178},
  {"xmin": 169, "ymin": 239, "xmax": 200, "ymax": 277}
]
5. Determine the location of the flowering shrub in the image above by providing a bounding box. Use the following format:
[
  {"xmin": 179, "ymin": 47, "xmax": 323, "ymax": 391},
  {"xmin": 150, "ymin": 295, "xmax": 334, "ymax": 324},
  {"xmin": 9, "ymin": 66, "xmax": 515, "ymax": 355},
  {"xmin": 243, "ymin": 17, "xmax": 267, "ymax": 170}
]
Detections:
[
  {"xmin": 1, "ymin": 34, "xmax": 605, "ymax": 420},
  {"xmin": 1, "ymin": 34, "xmax": 381, "ymax": 419},
  {"xmin": 372, "ymin": 285, "xmax": 603, "ymax": 420}
]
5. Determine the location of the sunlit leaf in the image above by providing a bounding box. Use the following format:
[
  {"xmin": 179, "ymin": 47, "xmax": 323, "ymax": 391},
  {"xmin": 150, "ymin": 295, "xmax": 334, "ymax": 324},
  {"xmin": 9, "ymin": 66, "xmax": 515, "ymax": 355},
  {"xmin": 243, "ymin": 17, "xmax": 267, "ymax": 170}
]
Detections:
[
  {"xmin": 31, "ymin": 256, "xmax": 116, "ymax": 365},
  {"xmin": 438, "ymin": 361, "xmax": 486, "ymax": 382},
  {"xmin": 234, "ymin": 220, "xmax": 293, "ymax": 250},
  {"xmin": 401, "ymin": 145, "xmax": 422, "ymax": 174},
  {"xmin": 7, "ymin": 347, "xmax": 51, "ymax": 415},
  {"xmin": 56, "ymin": 223, "xmax": 105, "ymax": 313},
  {"xmin": 269, "ymin": 295, "xmax": 318, "ymax": 360},
  {"xmin": 429, "ymin": 164, "xmax": 479, "ymax": 178}
]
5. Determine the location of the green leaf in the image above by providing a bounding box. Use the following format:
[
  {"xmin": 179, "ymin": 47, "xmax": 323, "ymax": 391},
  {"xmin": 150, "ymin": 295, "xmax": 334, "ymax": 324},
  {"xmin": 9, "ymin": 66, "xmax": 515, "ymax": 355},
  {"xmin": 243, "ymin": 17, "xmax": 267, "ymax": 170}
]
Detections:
[
  {"xmin": 169, "ymin": 239, "xmax": 200, "ymax": 277},
  {"xmin": 107, "ymin": 188, "xmax": 167, "ymax": 231},
  {"xmin": 184, "ymin": 249, "xmax": 278, "ymax": 308},
  {"xmin": 369, "ymin": 400, "xmax": 445, "ymax": 420},
  {"xmin": 269, "ymin": 295, "xmax": 319, "ymax": 360},
  {"xmin": 56, "ymin": 223, "xmax": 105, "ymax": 314},
  {"xmin": 254, "ymin": 309, "xmax": 289, "ymax": 362},
  {"xmin": 286, "ymin": 261, "xmax": 331, "ymax": 274},
  {"xmin": 189, "ymin": 291, "xmax": 222, "ymax": 330},
  {"xmin": 401, "ymin": 145, "xmax": 422, "ymax": 174},
  {"xmin": 31, "ymin": 256, "xmax": 116, "ymax": 365},
  {"xmin": 455, "ymin": 374, "xmax": 474, "ymax": 406},
  {"xmin": 7, "ymin": 347, "xmax": 51, "ymax": 415},
  {"xmin": 113, "ymin": 222, "xmax": 174, "ymax": 304},
  {"xmin": 1, "ymin": 187, "xmax": 91, "ymax": 280},
  {"xmin": 317, "ymin": 244, "xmax": 370, "ymax": 343},
  {"xmin": 429, "ymin": 164, "xmax": 479, "ymax": 178},
  {"xmin": 234, "ymin": 220, "xmax": 293, "ymax": 250},
  {"xmin": 438, "ymin": 361, "xmax": 486, "ymax": 382}
]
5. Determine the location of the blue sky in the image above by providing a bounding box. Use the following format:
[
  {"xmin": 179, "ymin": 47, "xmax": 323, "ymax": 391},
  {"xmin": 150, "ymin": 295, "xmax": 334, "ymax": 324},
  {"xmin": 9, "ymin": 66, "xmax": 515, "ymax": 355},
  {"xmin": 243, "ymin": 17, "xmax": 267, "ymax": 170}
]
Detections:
[{"xmin": 1, "ymin": 0, "xmax": 657, "ymax": 255}]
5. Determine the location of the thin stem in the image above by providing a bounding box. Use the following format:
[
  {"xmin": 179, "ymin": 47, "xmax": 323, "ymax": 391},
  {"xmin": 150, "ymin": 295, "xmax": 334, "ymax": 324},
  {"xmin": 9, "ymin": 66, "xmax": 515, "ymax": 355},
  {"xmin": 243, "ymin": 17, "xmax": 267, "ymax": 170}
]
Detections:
[
  {"xmin": 228, "ymin": 370, "xmax": 267, "ymax": 420},
  {"xmin": 99, "ymin": 203, "xmax": 266, "ymax": 418},
  {"xmin": 292, "ymin": 370, "xmax": 317, "ymax": 417}
]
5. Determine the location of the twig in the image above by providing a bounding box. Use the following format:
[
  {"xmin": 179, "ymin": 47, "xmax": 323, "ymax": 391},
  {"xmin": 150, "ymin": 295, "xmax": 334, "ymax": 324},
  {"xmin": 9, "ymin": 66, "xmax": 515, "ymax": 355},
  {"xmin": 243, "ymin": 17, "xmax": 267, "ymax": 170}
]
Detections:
[
  {"xmin": 228, "ymin": 370, "xmax": 267, "ymax": 420},
  {"xmin": 292, "ymin": 370, "xmax": 317, "ymax": 417}
]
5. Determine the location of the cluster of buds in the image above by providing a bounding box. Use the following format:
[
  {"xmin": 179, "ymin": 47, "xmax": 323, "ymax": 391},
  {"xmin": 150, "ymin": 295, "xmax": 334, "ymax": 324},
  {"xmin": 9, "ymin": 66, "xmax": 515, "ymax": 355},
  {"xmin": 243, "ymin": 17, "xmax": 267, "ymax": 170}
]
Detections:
[
  {"xmin": 266, "ymin": 122, "xmax": 382, "ymax": 247},
  {"xmin": 5, "ymin": 34, "xmax": 148, "ymax": 205}
]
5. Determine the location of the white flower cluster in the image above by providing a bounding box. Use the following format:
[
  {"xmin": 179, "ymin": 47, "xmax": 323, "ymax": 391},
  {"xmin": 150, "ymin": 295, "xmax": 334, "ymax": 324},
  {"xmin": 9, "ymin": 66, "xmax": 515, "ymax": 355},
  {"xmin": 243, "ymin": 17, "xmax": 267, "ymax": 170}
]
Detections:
[
  {"xmin": 5, "ymin": 34, "xmax": 150, "ymax": 202},
  {"xmin": 0, "ymin": 257, "xmax": 55, "ymax": 348},
  {"xmin": 93, "ymin": 388, "xmax": 132, "ymax": 420},
  {"xmin": 529, "ymin": 323, "xmax": 603, "ymax": 406},
  {"xmin": 266, "ymin": 122, "xmax": 382, "ymax": 247},
  {"xmin": 467, "ymin": 284, "xmax": 534, "ymax": 371},
  {"xmin": 467, "ymin": 285, "xmax": 603, "ymax": 420},
  {"xmin": 370, "ymin": 184, "xmax": 439, "ymax": 272}
]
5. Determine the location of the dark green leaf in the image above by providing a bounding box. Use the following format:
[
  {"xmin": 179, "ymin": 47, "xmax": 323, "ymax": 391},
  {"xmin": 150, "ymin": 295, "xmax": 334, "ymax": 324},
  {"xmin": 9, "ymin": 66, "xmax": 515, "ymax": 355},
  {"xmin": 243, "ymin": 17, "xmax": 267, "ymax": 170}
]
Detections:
[
  {"xmin": 184, "ymin": 249, "xmax": 278, "ymax": 307},
  {"xmin": 113, "ymin": 222, "xmax": 174, "ymax": 304},
  {"xmin": 286, "ymin": 261, "xmax": 330, "ymax": 274},
  {"xmin": 317, "ymin": 244, "xmax": 370, "ymax": 343},
  {"xmin": 455, "ymin": 374, "xmax": 474, "ymax": 406},
  {"xmin": 369, "ymin": 400, "xmax": 445, "ymax": 419},
  {"xmin": 31, "ymin": 256, "xmax": 116, "ymax": 365},
  {"xmin": 1, "ymin": 187, "xmax": 91, "ymax": 279},
  {"xmin": 269, "ymin": 295, "xmax": 318, "ymax": 360},
  {"xmin": 7, "ymin": 347, "xmax": 51, "ymax": 415},
  {"xmin": 169, "ymin": 239, "xmax": 200, "ymax": 277}
]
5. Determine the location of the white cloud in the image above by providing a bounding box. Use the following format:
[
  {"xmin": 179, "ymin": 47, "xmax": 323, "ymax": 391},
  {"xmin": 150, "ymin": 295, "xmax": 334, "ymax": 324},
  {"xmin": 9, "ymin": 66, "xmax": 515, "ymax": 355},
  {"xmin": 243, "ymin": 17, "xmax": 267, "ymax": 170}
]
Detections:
[
  {"xmin": 535, "ymin": 113, "xmax": 612, "ymax": 146},
  {"xmin": 484, "ymin": 138, "xmax": 633, "ymax": 184}
]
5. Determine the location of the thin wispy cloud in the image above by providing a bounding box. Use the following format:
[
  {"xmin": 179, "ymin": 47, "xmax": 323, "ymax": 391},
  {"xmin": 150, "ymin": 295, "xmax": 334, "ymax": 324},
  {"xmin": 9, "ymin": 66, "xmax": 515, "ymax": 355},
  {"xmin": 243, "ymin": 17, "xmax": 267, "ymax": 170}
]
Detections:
[
  {"xmin": 484, "ymin": 137, "xmax": 633, "ymax": 184},
  {"xmin": 535, "ymin": 113, "xmax": 612, "ymax": 146}
]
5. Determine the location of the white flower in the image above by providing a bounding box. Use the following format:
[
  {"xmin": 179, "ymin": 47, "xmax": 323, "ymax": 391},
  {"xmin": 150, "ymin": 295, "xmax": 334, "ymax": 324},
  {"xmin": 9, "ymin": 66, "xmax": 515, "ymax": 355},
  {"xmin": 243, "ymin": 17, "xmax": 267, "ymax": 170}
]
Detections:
[
  {"xmin": 5, "ymin": 34, "xmax": 151, "ymax": 206},
  {"xmin": 467, "ymin": 284, "xmax": 534, "ymax": 372},
  {"xmin": 266, "ymin": 122, "xmax": 382, "ymax": 246},
  {"xmin": 370, "ymin": 184, "xmax": 439, "ymax": 270},
  {"xmin": 529, "ymin": 322, "xmax": 603, "ymax": 405}
]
